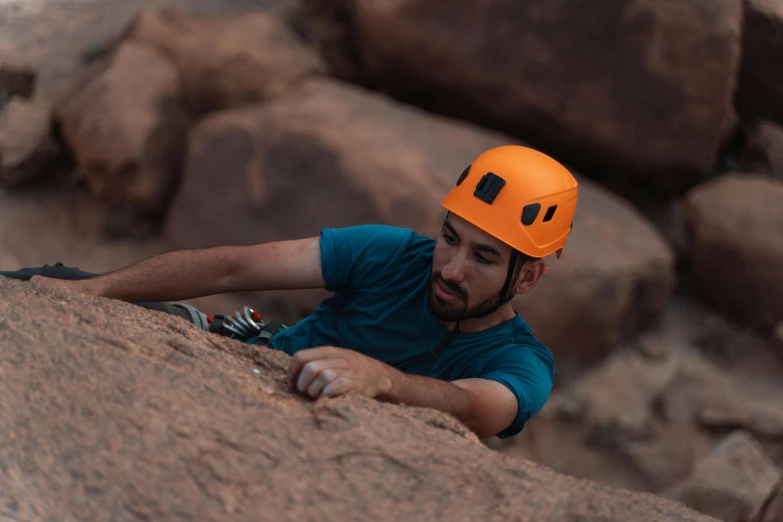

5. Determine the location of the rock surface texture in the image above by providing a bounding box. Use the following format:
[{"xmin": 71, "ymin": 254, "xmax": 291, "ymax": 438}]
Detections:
[{"xmin": 0, "ymin": 278, "xmax": 721, "ymax": 522}]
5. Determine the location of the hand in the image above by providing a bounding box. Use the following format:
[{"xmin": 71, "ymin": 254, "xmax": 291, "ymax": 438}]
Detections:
[{"xmin": 286, "ymin": 346, "xmax": 396, "ymax": 400}]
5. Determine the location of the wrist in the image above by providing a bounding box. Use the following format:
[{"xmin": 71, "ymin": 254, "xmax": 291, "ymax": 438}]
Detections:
[
  {"xmin": 81, "ymin": 277, "xmax": 106, "ymax": 298},
  {"xmin": 376, "ymin": 365, "xmax": 404, "ymax": 401}
]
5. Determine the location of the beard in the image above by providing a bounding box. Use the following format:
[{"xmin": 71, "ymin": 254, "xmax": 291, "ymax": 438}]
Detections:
[{"xmin": 427, "ymin": 272, "xmax": 504, "ymax": 322}]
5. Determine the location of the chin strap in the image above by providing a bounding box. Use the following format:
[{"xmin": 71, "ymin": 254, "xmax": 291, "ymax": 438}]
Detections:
[{"xmin": 430, "ymin": 250, "xmax": 523, "ymax": 358}]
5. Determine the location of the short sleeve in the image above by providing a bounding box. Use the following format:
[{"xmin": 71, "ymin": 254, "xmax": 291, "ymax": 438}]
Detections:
[
  {"xmin": 480, "ymin": 342, "xmax": 555, "ymax": 439},
  {"xmin": 319, "ymin": 224, "xmax": 418, "ymax": 294}
]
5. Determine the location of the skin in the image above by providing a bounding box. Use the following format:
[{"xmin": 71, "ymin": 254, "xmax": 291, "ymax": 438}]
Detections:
[{"xmin": 31, "ymin": 214, "xmax": 547, "ymax": 439}]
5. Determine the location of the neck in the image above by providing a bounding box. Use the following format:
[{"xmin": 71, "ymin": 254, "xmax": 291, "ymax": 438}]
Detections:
[{"xmin": 440, "ymin": 302, "xmax": 517, "ymax": 333}]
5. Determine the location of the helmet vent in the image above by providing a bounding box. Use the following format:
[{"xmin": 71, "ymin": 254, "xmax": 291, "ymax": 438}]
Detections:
[
  {"xmin": 474, "ymin": 172, "xmax": 505, "ymax": 204},
  {"xmin": 456, "ymin": 165, "xmax": 471, "ymax": 186},
  {"xmin": 521, "ymin": 203, "xmax": 541, "ymax": 225},
  {"xmin": 543, "ymin": 205, "xmax": 557, "ymax": 222}
]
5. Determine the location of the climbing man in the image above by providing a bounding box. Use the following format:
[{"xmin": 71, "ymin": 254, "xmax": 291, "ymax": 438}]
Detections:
[{"xmin": 2, "ymin": 145, "xmax": 578, "ymax": 440}]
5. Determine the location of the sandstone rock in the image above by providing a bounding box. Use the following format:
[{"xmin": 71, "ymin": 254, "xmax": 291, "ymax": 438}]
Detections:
[
  {"xmin": 0, "ymin": 56, "xmax": 35, "ymax": 99},
  {"xmin": 123, "ymin": 7, "xmax": 324, "ymax": 115},
  {"xmin": 0, "ymin": 99, "xmax": 66, "ymax": 187},
  {"xmin": 55, "ymin": 41, "xmax": 189, "ymax": 226},
  {"xmin": 302, "ymin": 0, "xmax": 742, "ymax": 193},
  {"xmin": 684, "ymin": 174, "xmax": 783, "ymax": 329},
  {"xmin": 0, "ymin": 278, "xmax": 720, "ymax": 522},
  {"xmin": 736, "ymin": 0, "xmax": 783, "ymax": 124},
  {"xmin": 741, "ymin": 121, "xmax": 783, "ymax": 180},
  {"xmin": 559, "ymin": 345, "xmax": 678, "ymax": 444},
  {"xmin": 166, "ymin": 77, "xmax": 675, "ymax": 362},
  {"xmin": 661, "ymin": 430, "xmax": 783, "ymax": 522}
]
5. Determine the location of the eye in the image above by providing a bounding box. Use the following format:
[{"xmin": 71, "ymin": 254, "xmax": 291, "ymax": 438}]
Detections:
[
  {"xmin": 475, "ymin": 253, "xmax": 491, "ymax": 265},
  {"xmin": 442, "ymin": 233, "xmax": 457, "ymax": 245}
]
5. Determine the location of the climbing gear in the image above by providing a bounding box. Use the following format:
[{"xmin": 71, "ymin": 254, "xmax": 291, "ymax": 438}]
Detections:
[
  {"xmin": 441, "ymin": 144, "xmax": 578, "ymax": 259},
  {"xmin": 206, "ymin": 306, "xmax": 287, "ymax": 345}
]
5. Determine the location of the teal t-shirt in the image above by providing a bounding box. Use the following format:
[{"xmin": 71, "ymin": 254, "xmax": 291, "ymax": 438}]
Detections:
[{"xmin": 269, "ymin": 224, "xmax": 555, "ymax": 438}]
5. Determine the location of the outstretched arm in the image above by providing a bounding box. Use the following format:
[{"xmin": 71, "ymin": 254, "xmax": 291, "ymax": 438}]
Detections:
[
  {"xmin": 33, "ymin": 237, "xmax": 325, "ymax": 303},
  {"xmin": 287, "ymin": 346, "xmax": 518, "ymax": 439}
]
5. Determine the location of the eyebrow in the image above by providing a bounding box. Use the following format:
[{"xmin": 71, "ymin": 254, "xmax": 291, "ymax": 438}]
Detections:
[{"xmin": 443, "ymin": 220, "xmax": 502, "ymax": 257}]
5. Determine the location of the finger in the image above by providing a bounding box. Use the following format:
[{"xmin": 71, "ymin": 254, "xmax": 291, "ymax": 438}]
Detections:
[
  {"xmin": 306, "ymin": 368, "xmax": 342, "ymax": 398},
  {"xmin": 322, "ymin": 376, "xmax": 353, "ymax": 398},
  {"xmin": 296, "ymin": 359, "xmax": 347, "ymax": 395},
  {"xmin": 287, "ymin": 347, "xmax": 340, "ymax": 385}
]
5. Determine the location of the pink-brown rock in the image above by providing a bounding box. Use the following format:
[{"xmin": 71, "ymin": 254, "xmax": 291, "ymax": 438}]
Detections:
[
  {"xmin": 55, "ymin": 41, "xmax": 189, "ymax": 222},
  {"xmin": 684, "ymin": 174, "xmax": 783, "ymax": 329},
  {"xmin": 123, "ymin": 7, "xmax": 324, "ymax": 114},
  {"xmin": 0, "ymin": 278, "xmax": 721, "ymax": 522},
  {"xmin": 302, "ymin": 0, "xmax": 743, "ymax": 193}
]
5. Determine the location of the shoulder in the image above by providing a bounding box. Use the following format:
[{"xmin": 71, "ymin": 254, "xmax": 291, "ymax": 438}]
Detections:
[
  {"xmin": 319, "ymin": 224, "xmax": 435, "ymax": 292},
  {"xmin": 477, "ymin": 325, "xmax": 555, "ymax": 438}
]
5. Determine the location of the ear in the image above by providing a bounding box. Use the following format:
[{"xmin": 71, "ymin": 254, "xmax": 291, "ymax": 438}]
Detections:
[{"xmin": 513, "ymin": 259, "xmax": 547, "ymax": 296}]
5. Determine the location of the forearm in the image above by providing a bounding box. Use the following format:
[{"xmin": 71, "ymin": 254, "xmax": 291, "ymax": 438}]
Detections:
[
  {"xmin": 379, "ymin": 369, "xmax": 477, "ymax": 429},
  {"xmin": 81, "ymin": 246, "xmax": 244, "ymax": 302}
]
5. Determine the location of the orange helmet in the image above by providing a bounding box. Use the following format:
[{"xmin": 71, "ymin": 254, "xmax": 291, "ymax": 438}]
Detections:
[{"xmin": 441, "ymin": 145, "xmax": 578, "ymax": 259}]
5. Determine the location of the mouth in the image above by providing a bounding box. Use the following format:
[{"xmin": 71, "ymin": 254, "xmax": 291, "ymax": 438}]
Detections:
[{"xmin": 433, "ymin": 278, "xmax": 464, "ymax": 303}]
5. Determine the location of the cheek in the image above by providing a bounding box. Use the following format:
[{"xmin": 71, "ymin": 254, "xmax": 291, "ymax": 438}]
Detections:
[
  {"xmin": 467, "ymin": 266, "xmax": 507, "ymax": 299},
  {"xmin": 431, "ymin": 242, "xmax": 449, "ymax": 272}
]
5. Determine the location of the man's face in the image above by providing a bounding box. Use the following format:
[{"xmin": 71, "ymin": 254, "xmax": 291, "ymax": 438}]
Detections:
[{"xmin": 429, "ymin": 214, "xmax": 516, "ymax": 322}]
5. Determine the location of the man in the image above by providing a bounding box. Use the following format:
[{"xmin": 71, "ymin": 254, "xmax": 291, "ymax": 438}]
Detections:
[{"xmin": 2, "ymin": 145, "xmax": 578, "ymax": 440}]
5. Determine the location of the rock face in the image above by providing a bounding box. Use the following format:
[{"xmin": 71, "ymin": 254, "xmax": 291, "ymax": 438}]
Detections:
[
  {"xmin": 166, "ymin": 78, "xmax": 675, "ymax": 362},
  {"xmin": 0, "ymin": 278, "xmax": 719, "ymax": 522},
  {"xmin": 736, "ymin": 0, "xmax": 783, "ymax": 124},
  {"xmin": 301, "ymin": 0, "xmax": 743, "ymax": 193},
  {"xmin": 55, "ymin": 41, "xmax": 189, "ymax": 223},
  {"xmin": 122, "ymin": 7, "xmax": 324, "ymax": 115},
  {"xmin": 684, "ymin": 174, "xmax": 783, "ymax": 329},
  {"xmin": 0, "ymin": 99, "xmax": 67, "ymax": 187},
  {"xmin": 661, "ymin": 430, "xmax": 783, "ymax": 522}
]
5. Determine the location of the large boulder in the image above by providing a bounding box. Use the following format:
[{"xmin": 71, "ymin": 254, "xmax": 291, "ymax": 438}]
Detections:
[
  {"xmin": 0, "ymin": 99, "xmax": 68, "ymax": 187},
  {"xmin": 301, "ymin": 0, "xmax": 743, "ymax": 193},
  {"xmin": 120, "ymin": 7, "xmax": 324, "ymax": 115},
  {"xmin": 736, "ymin": 0, "xmax": 783, "ymax": 125},
  {"xmin": 55, "ymin": 41, "xmax": 189, "ymax": 227},
  {"xmin": 0, "ymin": 278, "xmax": 722, "ymax": 522},
  {"xmin": 166, "ymin": 78, "xmax": 675, "ymax": 361},
  {"xmin": 684, "ymin": 174, "xmax": 783, "ymax": 329}
]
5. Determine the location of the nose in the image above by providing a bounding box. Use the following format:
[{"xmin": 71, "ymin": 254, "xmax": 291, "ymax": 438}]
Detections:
[{"xmin": 440, "ymin": 255, "xmax": 468, "ymax": 283}]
